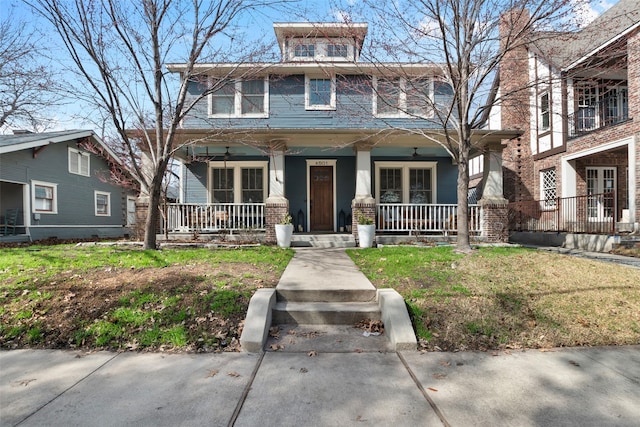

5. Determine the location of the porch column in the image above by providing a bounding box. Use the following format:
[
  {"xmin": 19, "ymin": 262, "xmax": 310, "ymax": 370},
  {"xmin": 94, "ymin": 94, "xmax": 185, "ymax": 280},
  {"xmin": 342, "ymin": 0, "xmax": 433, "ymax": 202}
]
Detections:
[
  {"xmin": 479, "ymin": 145, "xmax": 509, "ymax": 242},
  {"xmin": 352, "ymin": 143, "xmax": 376, "ymax": 241},
  {"xmin": 135, "ymin": 150, "xmax": 155, "ymax": 240},
  {"xmin": 265, "ymin": 142, "xmax": 288, "ymax": 244}
]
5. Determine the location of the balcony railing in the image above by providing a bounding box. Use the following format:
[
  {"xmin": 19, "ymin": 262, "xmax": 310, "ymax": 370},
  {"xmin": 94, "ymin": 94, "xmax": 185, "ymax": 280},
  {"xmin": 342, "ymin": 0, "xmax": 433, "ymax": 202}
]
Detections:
[
  {"xmin": 567, "ymin": 99, "xmax": 629, "ymax": 138},
  {"xmin": 164, "ymin": 203, "xmax": 265, "ymax": 233},
  {"xmin": 508, "ymin": 193, "xmax": 617, "ymax": 235},
  {"xmin": 377, "ymin": 203, "xmax": 482, "ymax": 234}
]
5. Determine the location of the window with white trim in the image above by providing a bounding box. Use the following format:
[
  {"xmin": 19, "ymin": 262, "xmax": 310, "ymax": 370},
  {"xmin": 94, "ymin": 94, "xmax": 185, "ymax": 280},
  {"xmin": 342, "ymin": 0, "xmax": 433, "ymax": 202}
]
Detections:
[
  {"xmin": 32, "ymin": 180, "xmax": 58, "ymax": 214},
  {"xmin": 95, "ymin": 191, "xmax": 111, "ymax": 216},
  {"xmin": 375, "ymin": 162, "xmax": 437, "ymax": 204},
  {"xmin": 327, "ymin": 44, "xmax": 347, "ymax": 57},
  {"xmin": 209, "ymin": 161, "xmax": 268, "ymax": 203},
  {"xmin": 208, "ymin": 77, "xmax": 269, "ymax": 117},
  {"xmin": 540, "ymin": 168, "xmax": 556, "ymax": 209},
  {"xmin": 69, "ymin": 147, "xmax": 90, "ymax": 176},
  {"xmin": 539, "ymin": 92, "xmax": 550, "ymax": 131},
  {"xmin": 373, "ymin": 77, "xmax": 433, "ymax": 118},
  {"xmin": 294, "ymin": 44, "xmax": 315, "ymax": 58},
  {"xmin": 305, "ymin": 76, "xmax": 336, "ymax": 110}
]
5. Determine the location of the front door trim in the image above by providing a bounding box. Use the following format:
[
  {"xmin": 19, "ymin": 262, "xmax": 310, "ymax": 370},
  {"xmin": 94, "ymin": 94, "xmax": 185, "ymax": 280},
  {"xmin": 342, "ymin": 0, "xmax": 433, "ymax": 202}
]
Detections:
[{"xmin": 306, "ymin": 159, "xmax": 337, "ymax": 232}]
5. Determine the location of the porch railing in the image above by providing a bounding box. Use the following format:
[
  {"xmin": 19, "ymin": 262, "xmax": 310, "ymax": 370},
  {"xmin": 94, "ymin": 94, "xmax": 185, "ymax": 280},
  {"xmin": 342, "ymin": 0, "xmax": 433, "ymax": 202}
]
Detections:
[
  {"xmin": 508, "ymin": 193, "xmax": 617, "ymax": 235},
  {"xmin": 376, "ymin": 204, "xmax": 482, "ymax": 234},
  {"xmin": 567, "ymin": 99, "xmax": 629, "ymax": 138},
  {"xmin": 164, "ymin": 203, "xmax": 265, "ymax": 233}
]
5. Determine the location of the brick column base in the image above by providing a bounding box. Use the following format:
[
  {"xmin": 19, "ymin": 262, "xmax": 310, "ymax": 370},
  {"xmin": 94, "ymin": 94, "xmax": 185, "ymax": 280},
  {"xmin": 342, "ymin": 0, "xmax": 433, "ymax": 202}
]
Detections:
[
  {"xmin": 265, "ymin": 199, "xmax": 289, "ymax": 245},
  {"xmin": 352, "ymin": 201, "xmax": 376, "ymax": 242},
  {"xmin": 134, "ymin": 197, "xmax": 149, "ymax": 241},
  {"xmin": 480, "ymin": 198, "xmax": 509, "ymax": 243}
]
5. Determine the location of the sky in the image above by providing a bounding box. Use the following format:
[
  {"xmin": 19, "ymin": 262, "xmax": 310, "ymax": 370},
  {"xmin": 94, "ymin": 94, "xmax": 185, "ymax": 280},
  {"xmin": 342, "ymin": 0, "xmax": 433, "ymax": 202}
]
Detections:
[{"xmin": 0, "ymin": 0, "xmax": 620, "ymax": 134}]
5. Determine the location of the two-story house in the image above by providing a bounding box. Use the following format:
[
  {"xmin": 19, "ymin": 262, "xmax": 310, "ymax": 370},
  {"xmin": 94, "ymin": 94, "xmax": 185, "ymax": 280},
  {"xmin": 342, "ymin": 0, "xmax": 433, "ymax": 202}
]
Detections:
[
  {"xmin": 0, "ymin": 130, "xmax": 137, "ymax": 242},
  {"xmin": 166, "ymin": 22, "xmax": 518, "ymax": 244},
  {"xmin": 499, "ymin": 0, "xmax": 640, "ymax": 250}
]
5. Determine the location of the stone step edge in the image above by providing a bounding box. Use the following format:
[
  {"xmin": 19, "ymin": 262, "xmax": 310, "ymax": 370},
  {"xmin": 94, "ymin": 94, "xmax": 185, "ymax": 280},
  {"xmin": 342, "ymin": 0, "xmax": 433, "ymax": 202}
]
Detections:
[{"xmin": 239, "ymin": 288, "xmax": 417, "ymax": 352}]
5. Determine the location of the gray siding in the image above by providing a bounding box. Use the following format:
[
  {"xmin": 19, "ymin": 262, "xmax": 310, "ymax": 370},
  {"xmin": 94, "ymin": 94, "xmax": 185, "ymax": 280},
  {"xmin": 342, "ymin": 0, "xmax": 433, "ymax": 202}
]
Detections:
[
  {"xmin": 1, "ymin": 141, "xmax": 129, "ymax": 239},
  {"xmin": 182, "ymin": 75, "xmax": 449, "ymax": 130}
]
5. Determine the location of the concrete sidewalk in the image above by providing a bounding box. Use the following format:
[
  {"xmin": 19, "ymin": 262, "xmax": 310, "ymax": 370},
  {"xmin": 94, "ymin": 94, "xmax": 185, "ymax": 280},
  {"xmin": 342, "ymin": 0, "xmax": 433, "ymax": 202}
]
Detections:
[{"xmin": 2, "ymin": 346, "xmax": 639, "ymax": 426}]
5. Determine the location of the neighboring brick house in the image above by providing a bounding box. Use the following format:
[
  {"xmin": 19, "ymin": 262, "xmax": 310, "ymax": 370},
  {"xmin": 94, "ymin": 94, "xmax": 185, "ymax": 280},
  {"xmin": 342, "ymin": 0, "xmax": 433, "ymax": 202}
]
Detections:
[
  {"xmin": 165, "ymin": 22, "xmax": 519, "ymax": 243},
  {"xmin": 496, "ymin": 0, "xmax": 640, "ymax": 246}
]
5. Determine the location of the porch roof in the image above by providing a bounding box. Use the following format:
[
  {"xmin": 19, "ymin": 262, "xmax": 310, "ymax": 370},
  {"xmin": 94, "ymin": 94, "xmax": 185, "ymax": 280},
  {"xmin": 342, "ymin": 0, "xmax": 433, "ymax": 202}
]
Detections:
[{"xmin": 170, "ymin": 127, "xmax": 521, "ymax": 159}]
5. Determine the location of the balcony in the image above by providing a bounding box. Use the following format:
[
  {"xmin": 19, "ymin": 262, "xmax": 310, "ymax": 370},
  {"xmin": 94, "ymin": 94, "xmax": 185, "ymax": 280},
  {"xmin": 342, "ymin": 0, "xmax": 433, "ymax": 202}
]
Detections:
[{"xmin": 567, "ymin": 98, "xmax": 629, "ymax": 138}]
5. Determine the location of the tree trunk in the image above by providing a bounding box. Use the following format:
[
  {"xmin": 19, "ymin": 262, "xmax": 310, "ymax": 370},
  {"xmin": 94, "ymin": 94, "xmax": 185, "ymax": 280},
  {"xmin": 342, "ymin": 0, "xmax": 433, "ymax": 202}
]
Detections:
[{"xmin": 456, "ymin": 137, "xmax": 472, "ymax": 253}]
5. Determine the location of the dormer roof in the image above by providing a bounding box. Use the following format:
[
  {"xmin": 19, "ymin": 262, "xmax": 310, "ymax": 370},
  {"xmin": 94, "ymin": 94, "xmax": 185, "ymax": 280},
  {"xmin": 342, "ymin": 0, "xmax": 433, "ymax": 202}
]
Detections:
[{"xmin": 273, "ymin": 22, "xmax": 368, "ymax": 61}]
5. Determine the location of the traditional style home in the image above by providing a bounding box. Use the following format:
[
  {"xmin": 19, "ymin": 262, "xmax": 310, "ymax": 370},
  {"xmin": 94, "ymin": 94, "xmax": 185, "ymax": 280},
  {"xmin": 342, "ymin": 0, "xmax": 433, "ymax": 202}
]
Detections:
[
  {"xmin": 166, "ymin": 22, "xmax": 518, "ymax": 244},
  {"xmin": 0, "ymin": 130, "xmax": 136, "ymax": 242},
  {"xmin": 498, "ymin": 0, "xmax": 640, "ymax": 250}
]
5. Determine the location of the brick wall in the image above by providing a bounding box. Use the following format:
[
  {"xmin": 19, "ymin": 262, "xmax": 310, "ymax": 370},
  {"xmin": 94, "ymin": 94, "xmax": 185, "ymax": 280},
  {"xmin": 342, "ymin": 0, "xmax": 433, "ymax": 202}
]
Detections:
[
  {"xmin": 351, "ymin": 201, "xmax": 376, "ymax": 242},
  {"xmin": 265, "ymin": 200, "xmax": 289, "ymax": 245},
  {"xmin": 480, "ymin": 201, "xmax": 509, "ymax": 242},
  {"xmin": 628, "ymin": 30, "xmax": 640, "ymax": 224}
]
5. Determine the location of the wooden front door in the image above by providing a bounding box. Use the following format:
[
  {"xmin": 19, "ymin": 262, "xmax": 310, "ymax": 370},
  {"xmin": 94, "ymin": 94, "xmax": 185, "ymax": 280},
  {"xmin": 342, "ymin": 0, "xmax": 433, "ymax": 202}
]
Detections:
[{"xmin": 310, "ymin": 166, "xmax": 333, "ymax": 231}]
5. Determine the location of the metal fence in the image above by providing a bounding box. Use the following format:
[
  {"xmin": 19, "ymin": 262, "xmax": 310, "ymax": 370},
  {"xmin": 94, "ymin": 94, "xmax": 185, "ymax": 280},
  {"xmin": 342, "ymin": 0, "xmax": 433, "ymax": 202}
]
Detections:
[{"xmin": 508, "ymin": 193, "xmax": 616, "ymax": 235}]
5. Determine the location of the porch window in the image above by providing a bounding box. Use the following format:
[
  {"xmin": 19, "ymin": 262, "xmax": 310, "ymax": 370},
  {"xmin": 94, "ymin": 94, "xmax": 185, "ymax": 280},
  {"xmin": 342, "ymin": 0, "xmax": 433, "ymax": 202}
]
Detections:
[
  {"xmin": 209, "ymin": 161, "xmax": 268, "ymax": 204},
  {"xmin": 68, "ymin": 147, "xmax": 90, "ymax": 176},
  {"xmin": 209, "ymin": 77, "xmax": 268, "ymax": 118},
  {"xmin": 575, "ymin": 83, "xmax": 598, "ymax": 131},
  {"xmin": 305, "ymin": 76, "xmax": 336, "ymax": 110},
  {"xmin": 540, "ymin": 168, "xmax": 556, "ymax": 209},
  {"xmin": 32, "ymin": 180, "xmax": 57, "ymax": 214},
  {"xmin": 375, "ymin": 162, "xmax": 437, "ymax": 204},
  {"xmin": 603, "ymin": 86, "xmax": 628, "ymax": 125},
  {"xmin": 95, "ymin": 191, "xmax": 111, "ymax": 216}
]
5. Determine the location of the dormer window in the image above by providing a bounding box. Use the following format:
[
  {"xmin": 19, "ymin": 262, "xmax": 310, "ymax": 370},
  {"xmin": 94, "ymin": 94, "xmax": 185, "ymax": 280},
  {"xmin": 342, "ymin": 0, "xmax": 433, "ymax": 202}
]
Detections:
[
  {"xmin": 327, "ymin": 44, "xmax": 348, "ymax": 58},
  {"xmin": 294, "ymin": 44, "xmax": 315, "ymax": 58}
]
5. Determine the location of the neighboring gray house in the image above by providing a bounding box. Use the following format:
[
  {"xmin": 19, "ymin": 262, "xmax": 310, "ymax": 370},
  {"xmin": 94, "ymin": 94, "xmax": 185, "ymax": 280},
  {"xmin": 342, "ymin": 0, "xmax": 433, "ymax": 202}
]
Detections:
[{"xmin": 0, "ymin": 130, "xmax": 136, "ymax": 242}]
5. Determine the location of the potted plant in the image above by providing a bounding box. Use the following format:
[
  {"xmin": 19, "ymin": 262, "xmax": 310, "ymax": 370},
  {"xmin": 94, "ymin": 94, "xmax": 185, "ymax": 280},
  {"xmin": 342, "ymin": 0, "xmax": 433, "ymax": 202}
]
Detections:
[
  {"xmin": 356, "ymin": 211, "xmax": 375, "ymax": 248},
  {"xmin": 275, "ymin": 213, "xmax": 294, "ymax": 248}
]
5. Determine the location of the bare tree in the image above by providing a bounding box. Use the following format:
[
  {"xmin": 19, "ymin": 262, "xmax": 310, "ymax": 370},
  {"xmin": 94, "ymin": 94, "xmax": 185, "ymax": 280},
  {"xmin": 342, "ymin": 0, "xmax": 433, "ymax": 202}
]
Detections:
[
  {"xmin": 28, "ymin": 0, "xmax": 286, "ymax": 249},
  {"xmin": 352, "ymin": 0, "xmax": 587, "ymax": 253},
  {"xmin": 0, "ymin": 8, "xmax": 60, "ymax": 131}
]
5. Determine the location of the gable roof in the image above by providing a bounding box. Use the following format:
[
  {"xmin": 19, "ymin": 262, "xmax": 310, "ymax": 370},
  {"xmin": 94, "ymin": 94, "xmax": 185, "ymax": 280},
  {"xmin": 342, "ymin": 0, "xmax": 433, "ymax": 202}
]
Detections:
[
  {"xmin": 0, "ymin": 130, "xmax": 119, "ymax": 162},
  {"xmin": 533, "ymin": 0, "xmax": 640, "ymax": 70}
]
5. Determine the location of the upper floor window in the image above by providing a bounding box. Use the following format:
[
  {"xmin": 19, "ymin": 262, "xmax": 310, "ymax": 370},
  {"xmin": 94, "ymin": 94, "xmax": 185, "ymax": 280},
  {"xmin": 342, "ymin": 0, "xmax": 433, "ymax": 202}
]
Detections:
[
  {"xmin": 95, "ymin": 191, "xmax": 111, "ymax": 216},
  {"xmin": 209, "ymin": 77, "xmax": 269, "ymax": 118},
  {"xmin": 32, "ymin": 180, "xmax": 58, "ymax": 214},
  {"xmin": 69, "ymin": 148, "xmax": 90, "ymax": 176},
  {"xmin": 305, "ymin": 76, "xmax": 336, "ymax": 110},
  {"xmin": 327, "ymin": 44, "xmax": 348, "ymax": 58},
  {"xmin": 294, "ymin": 44, "xmax": 315, "ymax": 58},
  {"xmin": 539, "ymin": 92, "xmax": 550, "ymax": 131},
  {"xmin": 373, "ymin": 77, "xmax": 434, "ymax": 118}
]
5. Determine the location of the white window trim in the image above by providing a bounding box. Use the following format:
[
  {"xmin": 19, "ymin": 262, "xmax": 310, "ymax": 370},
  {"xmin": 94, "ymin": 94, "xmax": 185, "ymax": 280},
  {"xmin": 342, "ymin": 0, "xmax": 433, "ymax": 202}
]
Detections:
[
  {"xmin": 207, "ymin": 161, "xmax": 268, "ymax": 203},
  {"xmin": 373, "ymin": 77, "xmax": 434, "ymax": 119},
  {"xmin": 539, "ymin": 168, "xmax": 557, "ymax": 210},
  {"xmin": 68, "ymin": 147, "xmax": 90, "ymax": 177},
  {"xmin": 305, "ymin": 75, "xmax": 336, "ymax": 110},
  {"xmin": 207, "ymin": 77, "xmax": 269, "ymax": 118},
  {"xmin": 374, "ymin": 161, "xmax": 438, "ymax": 203},
  {"xmin": 538, "ymin": 91, "xmax": 550, "ymax": 132},
  {"xmin": 31, "ymin": 180, "xmax": 58, "ymax": 214},
  {"xmin": 95, "ymin": 191, "xmax": 111, "ymax": 217}
]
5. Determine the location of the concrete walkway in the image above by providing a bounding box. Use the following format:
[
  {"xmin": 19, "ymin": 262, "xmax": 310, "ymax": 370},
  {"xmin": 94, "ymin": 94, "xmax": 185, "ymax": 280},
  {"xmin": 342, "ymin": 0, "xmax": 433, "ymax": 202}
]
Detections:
[
  {"xmin": 2, "ymin": 346, "xmax": 639, "ymax": 426},
  {"xmin": 2, "ymin": 246, "xmax": 640, "ymax": 426}
]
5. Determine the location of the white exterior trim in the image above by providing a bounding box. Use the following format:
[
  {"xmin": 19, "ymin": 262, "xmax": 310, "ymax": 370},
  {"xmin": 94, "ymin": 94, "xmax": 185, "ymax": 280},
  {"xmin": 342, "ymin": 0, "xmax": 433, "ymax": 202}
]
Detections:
[
  {"xmin": 306, "ymin": 159, "xmax": 337, "ymax": 232},
  {"xmin": 207, "ymin": 160, "xmax": 269, "ymax": 203},
  {"xmin": 374, "ymin": 161, "xmax": 438, "ymax": 203}
]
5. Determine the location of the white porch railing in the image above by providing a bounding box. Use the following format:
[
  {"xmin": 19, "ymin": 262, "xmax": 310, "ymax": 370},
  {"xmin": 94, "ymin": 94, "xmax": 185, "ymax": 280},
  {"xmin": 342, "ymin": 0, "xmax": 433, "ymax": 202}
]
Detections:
[
  {"xmin": 377, "ymin": 204, "xmax": 482, "ymax": 234},
  {"xmin": 164, "ymin": 203, "xmax": 265, "ymax": 233}
]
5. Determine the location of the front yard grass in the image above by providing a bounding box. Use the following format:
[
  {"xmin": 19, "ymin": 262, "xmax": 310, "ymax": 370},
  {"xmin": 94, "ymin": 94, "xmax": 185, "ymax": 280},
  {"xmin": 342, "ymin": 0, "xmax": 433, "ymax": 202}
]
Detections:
[
  {"xmin": 1, "ymin": 244, "xmax": 293, "ymax": 352},
  {"xmin": 348, "ymin": 246, "xmax": 640, "ymax": 351}
]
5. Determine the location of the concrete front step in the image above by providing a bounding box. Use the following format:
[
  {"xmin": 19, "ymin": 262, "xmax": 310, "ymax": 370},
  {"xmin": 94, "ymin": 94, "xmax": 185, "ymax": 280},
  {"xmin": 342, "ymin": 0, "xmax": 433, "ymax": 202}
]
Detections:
[
  {"xmin": 265, "ymin": 324, "xmax": 393, "ymax": 353},
  {"xmin": 276, "ymin": 288, "xmax": 377, "ymax": 303},
  {"xmin": 291, "ymin": 234, "xmax": 356, "ymax": 248},
  {"xmin": 272, "ymin": 301, "xmax": 381, "ymax": 325}
]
